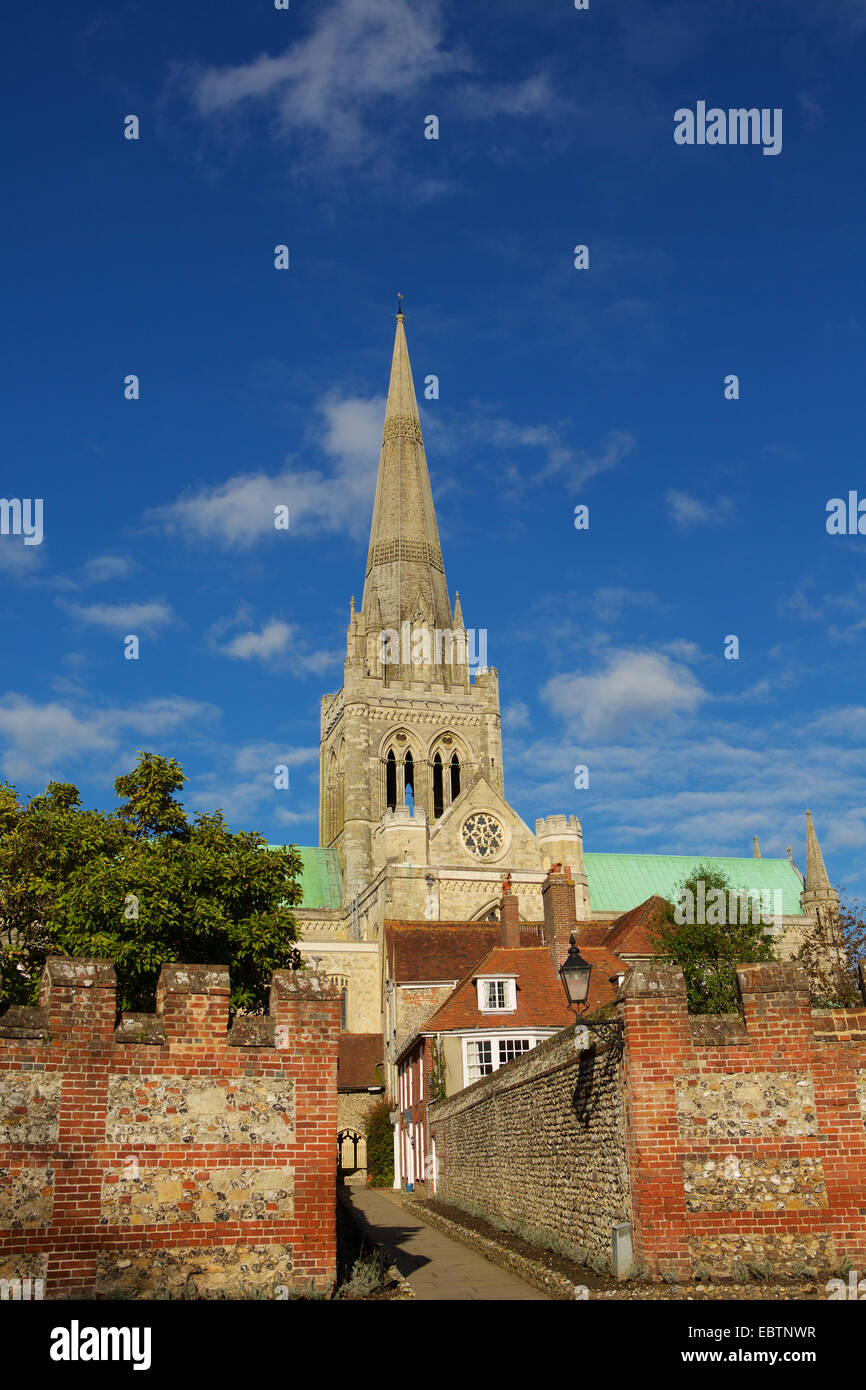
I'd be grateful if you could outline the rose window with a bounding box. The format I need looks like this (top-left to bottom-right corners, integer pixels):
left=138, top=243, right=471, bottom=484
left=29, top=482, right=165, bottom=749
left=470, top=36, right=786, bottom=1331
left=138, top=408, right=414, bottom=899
left=461, top=812, right=505, bottom=858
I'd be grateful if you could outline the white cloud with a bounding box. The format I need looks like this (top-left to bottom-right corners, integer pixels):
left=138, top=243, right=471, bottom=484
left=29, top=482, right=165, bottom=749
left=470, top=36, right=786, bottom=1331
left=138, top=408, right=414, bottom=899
left=484, top=419, right=635, bottom=489
left=0, top=694, right=215, bottom=783
left=591, top=587, right=659, bottom=623
left=61, top=600, right=176, bottom=635
left=222, top=621, right=293, bottom=662
left=0, top=537, right=44, bottom=581
left=55, top=555, right=136, bottom=591
left=502, top=700, right=531, bottom=731
left=542, top=649, right=707, bottom=737
left=209, top=608, right=342, bottom=674
left=187, top=0, right=470, bottom=165
left=185, top=742, right=319, bottom=830
left=666, top=489, right=735, bottom=529
left=148, top=394, right=383, bottom=549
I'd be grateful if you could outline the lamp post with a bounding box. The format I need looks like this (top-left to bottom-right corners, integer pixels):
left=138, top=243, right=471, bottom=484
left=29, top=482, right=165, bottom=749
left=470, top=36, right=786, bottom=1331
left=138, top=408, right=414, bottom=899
left=559, top=935, right=592, bottom=1008
left=559, top=935, right=623, bottom=1044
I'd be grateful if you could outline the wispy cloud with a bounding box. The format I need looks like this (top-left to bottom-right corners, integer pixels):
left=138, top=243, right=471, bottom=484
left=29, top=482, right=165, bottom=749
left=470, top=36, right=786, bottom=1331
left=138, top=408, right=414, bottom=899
left=55, top=554, right=136, bottom=592
left=60, top=599, right=176, bottom=635
left=542, top=648, right=708, bottom=738
left=665, top=489, right=735, bottom=529
left=209, top=607, right=342, bottom=674
left=175, top=0, right=558, bottom=179
left=0, top=694, right=215, bottom=783
left=185, top=742, right=318, bottom=829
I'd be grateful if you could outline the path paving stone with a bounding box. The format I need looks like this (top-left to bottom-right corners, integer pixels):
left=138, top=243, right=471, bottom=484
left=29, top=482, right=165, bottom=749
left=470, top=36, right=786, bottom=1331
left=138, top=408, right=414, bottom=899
left=344, top=1188, right=548, bottom=1301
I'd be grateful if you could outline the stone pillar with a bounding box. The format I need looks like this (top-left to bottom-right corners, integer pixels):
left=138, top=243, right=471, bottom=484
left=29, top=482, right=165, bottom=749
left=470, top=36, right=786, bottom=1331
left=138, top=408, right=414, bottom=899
left=156, top=964, right=230, bottom=1043
left=39, top=957, right=117, bottom=1041
left=736, top=961, right=813, bottom=1054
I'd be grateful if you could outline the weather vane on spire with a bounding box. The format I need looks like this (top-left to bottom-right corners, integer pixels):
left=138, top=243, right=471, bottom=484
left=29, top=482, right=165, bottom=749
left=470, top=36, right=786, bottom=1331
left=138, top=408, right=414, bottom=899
left=397, top=291, right=404, bottom=317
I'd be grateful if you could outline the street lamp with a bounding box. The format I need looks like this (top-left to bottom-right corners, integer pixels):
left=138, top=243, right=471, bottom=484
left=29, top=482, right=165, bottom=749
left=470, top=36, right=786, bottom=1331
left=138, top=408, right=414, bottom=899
left=559, top=935, right=592, bottom=1007
left=559, top=934, right=623, bottom=1046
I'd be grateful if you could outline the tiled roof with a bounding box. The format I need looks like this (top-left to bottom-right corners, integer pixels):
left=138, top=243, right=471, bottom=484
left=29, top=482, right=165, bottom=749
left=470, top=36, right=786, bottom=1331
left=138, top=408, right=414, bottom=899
left=584, top=853, right=805, bottom=916
left=385, top=922, right=500, bottom=983
left=604, top=895, right=670, bottom=957
left=581, top=945, right=630, bottom=1011
left=338, top=1033, right=384, bottom=1089
left=269, top=845, right=343, bottom=910
left=574, top=921, right=615, bottom=946
left=421, top=947, right=575, bottom=1032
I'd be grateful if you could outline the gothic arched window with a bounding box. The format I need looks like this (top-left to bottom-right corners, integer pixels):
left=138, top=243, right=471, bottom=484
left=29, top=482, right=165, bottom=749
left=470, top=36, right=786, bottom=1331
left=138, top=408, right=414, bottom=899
left=432, top=753, right=444, bottom=820
left=450, top=752, right=461, bottom=803
left=404, top=750, right=415, bottom=810
left=386, top=749, right=397, bottom=811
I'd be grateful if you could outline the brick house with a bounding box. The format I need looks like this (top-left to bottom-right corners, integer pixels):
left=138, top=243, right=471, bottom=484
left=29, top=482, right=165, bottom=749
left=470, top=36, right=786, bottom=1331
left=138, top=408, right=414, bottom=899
left=392, top=867, right=629, bottom=1191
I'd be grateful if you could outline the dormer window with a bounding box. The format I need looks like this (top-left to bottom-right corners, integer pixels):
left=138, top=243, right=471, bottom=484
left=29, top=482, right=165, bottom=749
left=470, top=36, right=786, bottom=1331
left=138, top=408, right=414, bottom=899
left=476, top=975, right=516, bottom=1012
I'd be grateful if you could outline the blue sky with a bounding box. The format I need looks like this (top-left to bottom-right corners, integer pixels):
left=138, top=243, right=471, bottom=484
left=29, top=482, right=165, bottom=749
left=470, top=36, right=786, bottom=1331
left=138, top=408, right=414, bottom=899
left=2, top=0, right=866, bottom=898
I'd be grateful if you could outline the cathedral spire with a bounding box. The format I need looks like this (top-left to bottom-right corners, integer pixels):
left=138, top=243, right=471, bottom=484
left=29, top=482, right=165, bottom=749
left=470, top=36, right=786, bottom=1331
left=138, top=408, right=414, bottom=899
left=360, top=311, right=452, bottom=635
left=804, top=810, right=832, bottom=895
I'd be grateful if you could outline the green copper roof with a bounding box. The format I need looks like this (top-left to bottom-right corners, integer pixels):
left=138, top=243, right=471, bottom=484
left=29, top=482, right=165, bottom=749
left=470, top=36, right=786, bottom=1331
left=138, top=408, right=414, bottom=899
left=268, top=845, right=343, bottom=910
left=584, top=853, right=805, bottom=917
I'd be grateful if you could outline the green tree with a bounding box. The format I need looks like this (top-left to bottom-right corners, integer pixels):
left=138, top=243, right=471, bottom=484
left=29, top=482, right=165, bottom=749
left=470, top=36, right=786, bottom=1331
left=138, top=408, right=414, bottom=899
left=0, top=753, right=303, bottom=1015
left=650, top=863, right=777, bottom=1014
left=365, top=1100, right=395, bottom=1187
left=797, top=896, right=866, bottom=1007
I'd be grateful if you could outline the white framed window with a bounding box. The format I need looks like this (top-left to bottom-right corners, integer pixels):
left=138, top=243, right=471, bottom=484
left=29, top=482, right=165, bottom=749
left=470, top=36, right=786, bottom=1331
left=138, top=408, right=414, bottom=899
left=463, top=1034, right=540, bottom=1085
left=466, top=1038, right=494, bottom=1081
left=498, top=1038, right=531, bottom=1065
left=418, top=1054, right=423, bottom=1101
left=476, top=976, right=516, bottom=1012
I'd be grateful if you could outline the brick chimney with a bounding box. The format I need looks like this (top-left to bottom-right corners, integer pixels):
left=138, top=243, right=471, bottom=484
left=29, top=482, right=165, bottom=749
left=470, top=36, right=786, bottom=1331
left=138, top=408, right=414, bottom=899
left=542, top=863, right=578, bottom=969
left=500, top=877, right=520, bottom=949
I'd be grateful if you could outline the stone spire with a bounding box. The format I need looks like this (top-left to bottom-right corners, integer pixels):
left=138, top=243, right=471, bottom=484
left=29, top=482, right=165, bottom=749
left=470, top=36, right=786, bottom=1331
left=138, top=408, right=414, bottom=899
left=753, top=835, right=761, bottom=858
left=803, top=810, right=835, bottom=903
left=360, top=312, right=452, bottom=635
left=800, top=811, right=848, bottom=1002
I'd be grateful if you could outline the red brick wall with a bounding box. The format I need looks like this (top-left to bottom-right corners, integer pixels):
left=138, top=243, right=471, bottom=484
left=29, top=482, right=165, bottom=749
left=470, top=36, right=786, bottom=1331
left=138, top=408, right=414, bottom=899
left=622, top=962, right=866, bottom=1279
left=0, top=958, right=340, bottom=1298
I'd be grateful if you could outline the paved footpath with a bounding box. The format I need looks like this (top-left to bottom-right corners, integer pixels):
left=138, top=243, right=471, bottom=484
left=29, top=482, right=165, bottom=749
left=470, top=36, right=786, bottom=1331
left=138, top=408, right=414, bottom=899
left=344, top=1188, right=548, bottom=1300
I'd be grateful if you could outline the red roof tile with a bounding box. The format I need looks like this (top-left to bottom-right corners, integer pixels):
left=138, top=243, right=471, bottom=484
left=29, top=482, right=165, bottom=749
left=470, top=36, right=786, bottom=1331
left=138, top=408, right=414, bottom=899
left=604, top=895, right=669, bottom=958
left=337, top=1033, right=384, bottom=1089
left=422, top=947, right=575, bottom=1032
left=385, top=922, right=501, bottom=982
left=580, top=945, right=630, bottom=1011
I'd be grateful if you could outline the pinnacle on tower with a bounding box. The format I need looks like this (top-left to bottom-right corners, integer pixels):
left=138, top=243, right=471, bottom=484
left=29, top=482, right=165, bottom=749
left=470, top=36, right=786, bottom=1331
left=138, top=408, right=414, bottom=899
left=753, top=835, right=761, bottom=858
left=360, top=312, right=453, bottom=635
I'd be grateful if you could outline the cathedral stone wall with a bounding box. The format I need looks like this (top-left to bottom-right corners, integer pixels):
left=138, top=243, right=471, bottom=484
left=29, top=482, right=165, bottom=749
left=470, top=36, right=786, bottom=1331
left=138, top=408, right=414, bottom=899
left=297, top=944, right=380, bottom=1034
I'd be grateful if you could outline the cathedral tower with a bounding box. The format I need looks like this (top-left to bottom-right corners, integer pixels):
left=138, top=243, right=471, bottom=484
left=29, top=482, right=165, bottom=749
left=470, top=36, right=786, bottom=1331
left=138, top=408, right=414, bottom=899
left=319, top=311, right=505, bottom=894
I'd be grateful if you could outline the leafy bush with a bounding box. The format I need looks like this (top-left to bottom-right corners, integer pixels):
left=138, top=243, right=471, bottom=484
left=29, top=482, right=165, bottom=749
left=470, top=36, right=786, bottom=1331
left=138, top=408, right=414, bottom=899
left=365, top=1100, right=395, bottom=1187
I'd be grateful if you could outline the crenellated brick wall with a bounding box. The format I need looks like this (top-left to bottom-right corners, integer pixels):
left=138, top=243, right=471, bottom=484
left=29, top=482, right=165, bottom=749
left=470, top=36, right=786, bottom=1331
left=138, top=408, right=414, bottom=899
left=430, top=960, right=866, bottom=1280
left=0, top=957, right=340, bottom=1298
left=623, top=961, right=866, bottom=1279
